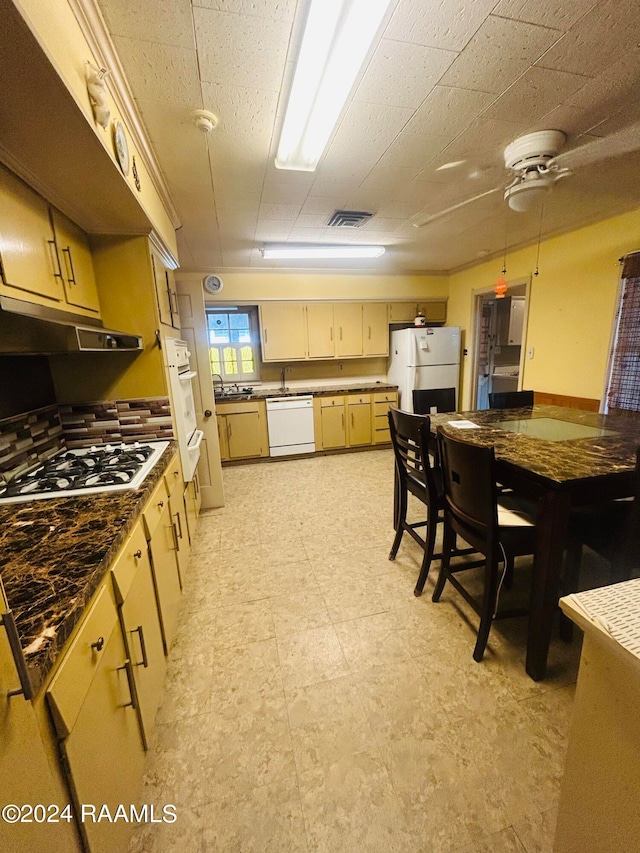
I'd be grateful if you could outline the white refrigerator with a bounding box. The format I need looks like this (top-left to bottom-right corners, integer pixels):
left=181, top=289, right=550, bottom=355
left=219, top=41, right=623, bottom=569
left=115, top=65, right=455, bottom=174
left=387, top=327, right=461, bottom=412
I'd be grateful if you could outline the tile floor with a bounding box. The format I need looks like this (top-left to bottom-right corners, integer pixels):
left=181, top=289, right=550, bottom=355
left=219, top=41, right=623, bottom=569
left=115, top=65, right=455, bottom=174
left=130, top=449, right=592, bottom=852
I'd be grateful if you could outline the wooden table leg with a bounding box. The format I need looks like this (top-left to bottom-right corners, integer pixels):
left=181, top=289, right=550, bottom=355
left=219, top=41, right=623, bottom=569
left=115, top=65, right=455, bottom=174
left=526, top=488, right=570, bottom=681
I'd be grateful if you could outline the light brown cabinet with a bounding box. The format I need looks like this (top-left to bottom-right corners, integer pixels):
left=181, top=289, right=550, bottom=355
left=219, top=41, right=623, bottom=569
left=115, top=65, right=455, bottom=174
left=216, top=400, right=269, bottom=461
left=314, top=390, right=397, bottom=450
left=318, top=396, right=346, bottom=449
left=306, top=303, right=335, bottom=359
left=47, top=584, right=145, bottom=853
left=260, top=302, right=307, bottom=360
left=151, top=247, right=180, bottom=329
left=372, top=390, right=398, bottom=443
left=388, top=301, right=447, bottom=324
left=335, top=303, right=363, bottom=357
left=362, top=303, right=389, bottom=356
left=50, top=209, right=100, bottom=313
left=346, top=395, right=372, bottom=446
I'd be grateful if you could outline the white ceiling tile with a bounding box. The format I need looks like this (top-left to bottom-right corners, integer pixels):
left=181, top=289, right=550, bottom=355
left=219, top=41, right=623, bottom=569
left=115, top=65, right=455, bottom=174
left=260, top=182, right=310, bottom=206
left=385, top=0, right=497, bottom=51
left=300, top=196, right=348, bottom=216
left=403, top=86, right=496, bottom=137
left=193, top=0, right=297, bottom=22
left=200, top=82, right=278, bottom=138
left=258, top=203, right=301, bottom=221
left=361, top=217, right=404, bottom=232
left=193, top=7, right=290, bottom=90
left=439, top=16, right=563, bottom=94
left=308, top=175, right=362, bottom=197
left=215, top=191, right=261, bottom=214
left=287, top=227, right=329, bottom=241
left=565, top=47, right=640, bottom=115
left=112, top=36, right=201, bottom=106
left=482, top=66, right=590, bottom=123
left=354, top=40, right=456, bottom=109
left=358, top=165, right=422, bottom=190
left=491, top=0, right=596, bottom=31
left=376, top=132, right=451, bottom=169
left=376, top=199, right=427, bottom=219
left=294, top=213, right=330, bottom=228
left=98, top=0, right=195, bottom=48
left=536, top=0, right=640, bottom=78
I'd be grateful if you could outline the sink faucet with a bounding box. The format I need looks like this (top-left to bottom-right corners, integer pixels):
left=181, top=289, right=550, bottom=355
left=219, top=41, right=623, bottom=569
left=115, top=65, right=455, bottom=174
left=280, top=367, right=288, bottom=393
left=212, top=373, right=224, bottom=395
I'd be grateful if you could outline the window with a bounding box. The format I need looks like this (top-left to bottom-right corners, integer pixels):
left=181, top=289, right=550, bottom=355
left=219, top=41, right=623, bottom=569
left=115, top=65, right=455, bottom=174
left=606, top=253, right=640, bottom=414
left=206, top=307, right=260, bottom=382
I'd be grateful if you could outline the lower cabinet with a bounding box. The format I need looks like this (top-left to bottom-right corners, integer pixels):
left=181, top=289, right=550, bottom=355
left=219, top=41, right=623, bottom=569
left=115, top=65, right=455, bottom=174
left=164, top=452, right=190, bottom=587
left=372, top=390, right=398, bottom=443
left=216, top=400, right=269, bottom=461
left=47, top=585, right=146, bottom=853
left=184, top=469, right=202, bottom=543
left=346, top=394, right=372, bottom=446
left=319, top=396, right=346, bottom=449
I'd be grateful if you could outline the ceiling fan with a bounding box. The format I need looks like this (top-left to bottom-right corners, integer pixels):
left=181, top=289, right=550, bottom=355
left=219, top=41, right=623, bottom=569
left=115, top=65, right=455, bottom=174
left=413, top=120, right=640, bottom=227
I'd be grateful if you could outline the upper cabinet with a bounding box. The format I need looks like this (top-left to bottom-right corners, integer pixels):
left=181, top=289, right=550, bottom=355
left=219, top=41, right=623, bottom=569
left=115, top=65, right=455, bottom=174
left=362, top=303, right=388, bottom=356
left=335, top=303, right=363, bottom=357
left=388, top=301, right=447, bottom=324
left=306, top=303, right=335, bottom=359
left=50, top=210, right=100, bottom=313
left=0, top=164, right=101, bottom=318
left=151, top=248, right=180, bottom=330
left=260, top=302, right=307, bottom=360
left=0, top=164, right=64, bottom=304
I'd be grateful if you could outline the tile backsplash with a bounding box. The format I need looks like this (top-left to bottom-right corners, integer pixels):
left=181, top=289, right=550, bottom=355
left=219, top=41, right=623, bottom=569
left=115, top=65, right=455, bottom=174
left=0, top=397, right=173, bottom=478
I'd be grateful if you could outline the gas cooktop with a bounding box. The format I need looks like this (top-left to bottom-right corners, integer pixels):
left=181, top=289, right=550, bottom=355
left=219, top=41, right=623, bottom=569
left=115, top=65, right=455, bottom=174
left=0, top=441, right=170, bottom=504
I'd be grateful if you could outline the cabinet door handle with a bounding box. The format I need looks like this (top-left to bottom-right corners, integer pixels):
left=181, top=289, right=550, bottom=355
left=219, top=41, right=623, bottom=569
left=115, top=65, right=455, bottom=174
left=341, top=413, right=344, bottom=429
left=194, top=475, right=199, bottom=497
left=264, top=328, right=268, bottom=343
left=330, top=327, right=333, bottom=341
left=174, top=510, right=183, bottom=541
left=62, top=247, right=76, bottom=284
left=368, top=325, right=371, bottom=340
left=227, top=421, right=232, bottom=440
left=132, top=625, right=148, bottom=668
left=47, top=240, right=64, bottom=280
left=351, top=411, right=354, bottom=427
left=339, top=327, right=343, bottom=340
left=171, top=521, right=180, bottom=552
left=1, top=611, right=33, bottom=700
left=118, top=659, right=138, bottom=710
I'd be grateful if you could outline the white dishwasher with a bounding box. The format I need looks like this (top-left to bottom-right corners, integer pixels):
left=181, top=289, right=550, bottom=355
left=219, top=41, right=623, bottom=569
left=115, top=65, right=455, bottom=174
left=266, top=396, right=315, bottom=456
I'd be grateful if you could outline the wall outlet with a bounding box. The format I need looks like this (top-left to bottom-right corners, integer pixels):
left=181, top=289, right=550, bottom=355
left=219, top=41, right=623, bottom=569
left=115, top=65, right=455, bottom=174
left=338, top=362, right=343, bottom=371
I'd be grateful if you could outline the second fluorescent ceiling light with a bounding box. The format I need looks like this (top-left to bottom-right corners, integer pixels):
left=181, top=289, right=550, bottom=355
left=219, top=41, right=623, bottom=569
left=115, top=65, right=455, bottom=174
left=275, top=0, right=392, bottom=172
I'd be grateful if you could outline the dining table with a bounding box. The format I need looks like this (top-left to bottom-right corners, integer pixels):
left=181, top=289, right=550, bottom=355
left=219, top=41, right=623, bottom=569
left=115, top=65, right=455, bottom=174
left=428, top=404, right=640, bottom=681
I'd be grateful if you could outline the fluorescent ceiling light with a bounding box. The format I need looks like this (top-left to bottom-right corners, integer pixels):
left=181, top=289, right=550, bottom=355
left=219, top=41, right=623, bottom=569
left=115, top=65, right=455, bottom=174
left=262, top=244, right=385, bottom=260
left=275, top=0, right=392, bottom=172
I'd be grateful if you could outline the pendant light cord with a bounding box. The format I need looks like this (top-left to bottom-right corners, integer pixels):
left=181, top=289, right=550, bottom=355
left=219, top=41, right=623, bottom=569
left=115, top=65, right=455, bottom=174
left=534, top=201, right=545, bottom=276
left=502, top=207, right=509, bottom=275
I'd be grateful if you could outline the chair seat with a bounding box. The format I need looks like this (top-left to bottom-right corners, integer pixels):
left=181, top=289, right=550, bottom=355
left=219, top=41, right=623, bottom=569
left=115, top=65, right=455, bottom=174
left=497, top=500, right=535, bottom=528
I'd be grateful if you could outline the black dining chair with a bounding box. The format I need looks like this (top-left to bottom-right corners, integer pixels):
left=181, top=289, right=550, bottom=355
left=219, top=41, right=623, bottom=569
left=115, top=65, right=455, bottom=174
left=565, top=447, right=640, bottom=589
left=489, top=390, right=534, bottom=409
left=433, top=426, right=538, bottom=662
left=388, top=407, right=444, bottom=596
left=412, top=387, right=456, bottom=415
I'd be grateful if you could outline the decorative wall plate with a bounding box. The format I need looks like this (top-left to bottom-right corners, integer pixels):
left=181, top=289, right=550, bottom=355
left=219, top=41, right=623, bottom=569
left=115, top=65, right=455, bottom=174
left=113, top=120, right=130, bottom=175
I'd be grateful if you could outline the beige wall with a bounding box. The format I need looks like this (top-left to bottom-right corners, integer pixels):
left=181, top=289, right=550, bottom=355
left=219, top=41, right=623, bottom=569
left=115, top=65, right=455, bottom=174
left=448, top=208, right=640, bottom=409
left=178, top=271, right=448, bottom=303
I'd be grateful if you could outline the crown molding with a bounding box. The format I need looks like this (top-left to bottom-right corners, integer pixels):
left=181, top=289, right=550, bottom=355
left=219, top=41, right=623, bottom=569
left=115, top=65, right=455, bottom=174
left=69, top=0, right=181, bottom=230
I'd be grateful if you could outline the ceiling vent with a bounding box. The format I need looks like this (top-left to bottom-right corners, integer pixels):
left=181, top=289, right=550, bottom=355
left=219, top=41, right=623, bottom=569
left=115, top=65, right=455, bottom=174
left=326, top=210, right=374, bottom=228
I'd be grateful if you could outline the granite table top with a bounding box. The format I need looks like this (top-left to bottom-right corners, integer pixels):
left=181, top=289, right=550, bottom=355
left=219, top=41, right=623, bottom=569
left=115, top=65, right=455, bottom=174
left=429, top=405, right=640, bottom=488
left=214, top=382, right=398, bottom=402
left=0, top=442, right=176, bottom=694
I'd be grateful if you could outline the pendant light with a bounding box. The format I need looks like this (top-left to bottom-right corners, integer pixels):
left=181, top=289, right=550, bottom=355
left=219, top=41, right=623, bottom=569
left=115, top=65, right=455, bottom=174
left=494, top=208, right=510, bottom=299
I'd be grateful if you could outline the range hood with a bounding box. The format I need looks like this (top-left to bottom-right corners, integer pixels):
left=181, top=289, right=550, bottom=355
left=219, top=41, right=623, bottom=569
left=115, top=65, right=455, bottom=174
left=0, top=295, right=142, bottom=354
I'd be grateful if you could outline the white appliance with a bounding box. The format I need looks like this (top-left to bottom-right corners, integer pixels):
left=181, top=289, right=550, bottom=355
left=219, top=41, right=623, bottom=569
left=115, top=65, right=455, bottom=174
left=266, top=396, right=315, bottom=457
left=387, top=327, right=461, bottom=412
left=165, top=338, right=203, bottom=481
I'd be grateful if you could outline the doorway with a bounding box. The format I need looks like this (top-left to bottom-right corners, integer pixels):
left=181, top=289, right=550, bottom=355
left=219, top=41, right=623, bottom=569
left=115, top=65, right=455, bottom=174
left=471, top=280, right=529, bottom=409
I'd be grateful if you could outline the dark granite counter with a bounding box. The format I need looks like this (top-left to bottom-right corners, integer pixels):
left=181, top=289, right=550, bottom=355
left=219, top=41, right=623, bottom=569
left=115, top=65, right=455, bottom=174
left=214, top=382, right=398, bottom=402
left=0, top=442, right=176, bottom=693
left=429, top=405, right=640, bottom=486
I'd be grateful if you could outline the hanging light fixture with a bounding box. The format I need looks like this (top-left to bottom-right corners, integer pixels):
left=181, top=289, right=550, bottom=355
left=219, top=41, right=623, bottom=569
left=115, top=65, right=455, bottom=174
left=494, top=208, right=510, bottom=299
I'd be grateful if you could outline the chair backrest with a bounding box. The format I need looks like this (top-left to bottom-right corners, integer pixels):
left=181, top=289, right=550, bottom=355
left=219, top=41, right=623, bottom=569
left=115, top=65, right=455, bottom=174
left=413, top=387, right=456, bottom=415
left=388, top=407, right=437, bottom=503
left=489, top=390, right=534, bottom=409
left=437, top=426, right=498, bottom=553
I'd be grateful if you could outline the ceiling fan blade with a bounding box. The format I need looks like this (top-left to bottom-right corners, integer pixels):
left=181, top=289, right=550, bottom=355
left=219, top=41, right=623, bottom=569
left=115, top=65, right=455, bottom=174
left=550, top=121, right=640, bottom=171
left=413, top=186, right=503, bottom=228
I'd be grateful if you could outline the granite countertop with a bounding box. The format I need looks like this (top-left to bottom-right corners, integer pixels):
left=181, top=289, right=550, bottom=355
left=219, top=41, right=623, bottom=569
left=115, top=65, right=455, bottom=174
left=0, top=442, right=176, bottom=693
left=214, top=382, right=398, bottom=402
left=429, top=405, right=640, bottom=486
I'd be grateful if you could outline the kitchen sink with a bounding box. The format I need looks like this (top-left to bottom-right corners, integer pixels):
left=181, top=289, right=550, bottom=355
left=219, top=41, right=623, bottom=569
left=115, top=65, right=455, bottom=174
left=215, top=391, right=253, bottom=400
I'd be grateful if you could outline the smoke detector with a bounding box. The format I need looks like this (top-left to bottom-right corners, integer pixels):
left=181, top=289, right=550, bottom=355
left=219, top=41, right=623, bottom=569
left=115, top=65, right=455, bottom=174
left=191, top=109, right=218, bottom=134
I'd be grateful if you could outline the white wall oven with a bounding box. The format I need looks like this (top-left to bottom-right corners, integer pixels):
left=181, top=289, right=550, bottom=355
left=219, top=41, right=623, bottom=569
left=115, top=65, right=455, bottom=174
left=164, top=338, right=203, bottom=482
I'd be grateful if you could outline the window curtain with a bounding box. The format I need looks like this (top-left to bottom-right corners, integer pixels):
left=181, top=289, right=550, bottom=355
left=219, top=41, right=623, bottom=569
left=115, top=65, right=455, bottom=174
left=607, top=252, right=640, bottom=413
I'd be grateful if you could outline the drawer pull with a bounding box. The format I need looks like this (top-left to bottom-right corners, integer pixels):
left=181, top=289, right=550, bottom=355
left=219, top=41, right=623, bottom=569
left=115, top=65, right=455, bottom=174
left=91, top=636, right=105, bottom=653
left=157, top=500, right=164, bottom=509
left=118, top=659, right=137, bottom=710
left=174, top=470, right=179, bottom=477
left=1, top=611, right=34, bottom=701
left=133, top=549, right=142, bottom=559
left=132, top=625, right=148, bottom=668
